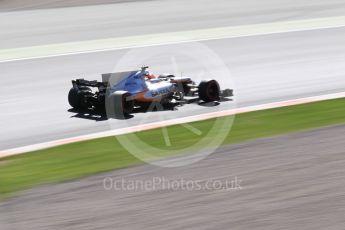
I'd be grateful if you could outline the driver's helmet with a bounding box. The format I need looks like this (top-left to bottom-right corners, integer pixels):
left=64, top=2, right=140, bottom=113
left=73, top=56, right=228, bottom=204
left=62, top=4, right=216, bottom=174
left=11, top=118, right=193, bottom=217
left=144, top=71, right=156, bottom=80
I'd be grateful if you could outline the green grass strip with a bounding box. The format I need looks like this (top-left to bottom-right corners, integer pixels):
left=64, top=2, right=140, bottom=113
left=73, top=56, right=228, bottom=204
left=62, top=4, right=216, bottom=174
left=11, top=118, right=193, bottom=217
left=0, top=97, right=345, bottom=198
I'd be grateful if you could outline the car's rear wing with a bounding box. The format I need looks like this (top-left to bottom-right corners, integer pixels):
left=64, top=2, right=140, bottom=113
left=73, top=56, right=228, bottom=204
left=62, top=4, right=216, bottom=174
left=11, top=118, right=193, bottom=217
left=72, top=79, right=106, bottom=88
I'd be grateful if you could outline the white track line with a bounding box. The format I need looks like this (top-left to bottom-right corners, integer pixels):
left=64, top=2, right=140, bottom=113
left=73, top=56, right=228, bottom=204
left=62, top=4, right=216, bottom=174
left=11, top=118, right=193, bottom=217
left=1, top=16, right=345, bottom=63
left=1, top=92, right=344, bottom=158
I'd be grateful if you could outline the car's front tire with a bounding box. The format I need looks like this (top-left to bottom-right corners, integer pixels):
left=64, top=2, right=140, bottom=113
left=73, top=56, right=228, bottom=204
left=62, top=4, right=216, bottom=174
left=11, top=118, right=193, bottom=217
left=198, top=79, right=220, bottom=102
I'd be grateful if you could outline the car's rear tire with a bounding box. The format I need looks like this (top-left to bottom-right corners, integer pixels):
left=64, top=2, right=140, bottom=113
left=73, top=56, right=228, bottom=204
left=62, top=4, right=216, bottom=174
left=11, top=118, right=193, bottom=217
left=111, top=91, right=134, bottom=118
left=68, top=88, right=82, bottom=109
left=68, top=87, right=91, bottom=110
left=198, top=80, right=220, bottom=102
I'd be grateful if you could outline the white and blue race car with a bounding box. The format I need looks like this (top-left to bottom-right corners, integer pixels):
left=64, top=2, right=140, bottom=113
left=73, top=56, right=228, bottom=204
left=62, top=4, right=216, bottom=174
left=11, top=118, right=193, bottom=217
left=68, top=66, right=233, bottom=118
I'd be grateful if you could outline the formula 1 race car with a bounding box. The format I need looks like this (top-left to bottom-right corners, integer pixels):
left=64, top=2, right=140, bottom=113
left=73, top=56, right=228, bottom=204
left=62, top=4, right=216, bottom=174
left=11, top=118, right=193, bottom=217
left=68, top=66, right=233, bottom=118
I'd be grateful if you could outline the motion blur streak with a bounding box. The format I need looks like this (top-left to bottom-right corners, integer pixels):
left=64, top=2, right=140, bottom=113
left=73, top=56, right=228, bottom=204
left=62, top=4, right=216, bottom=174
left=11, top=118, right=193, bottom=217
left=2, top=0, right=345, bottom=49
left=1, top=15, right=345, bottom=63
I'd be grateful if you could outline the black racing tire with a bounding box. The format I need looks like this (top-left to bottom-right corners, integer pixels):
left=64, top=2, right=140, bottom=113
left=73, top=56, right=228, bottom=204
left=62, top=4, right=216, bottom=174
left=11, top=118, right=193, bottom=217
left=198, top=80, right=220, bottom=102
left=68, top=87, right=91, bottom=110
left=68, top=88, right=82, bottom=109
left=111, top=91, right=134, bottom=118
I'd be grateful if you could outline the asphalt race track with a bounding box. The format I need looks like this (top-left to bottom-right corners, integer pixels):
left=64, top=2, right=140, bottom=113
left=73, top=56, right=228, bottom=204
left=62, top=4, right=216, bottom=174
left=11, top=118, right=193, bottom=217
left=1, top=0, right=345, bottom=49
left=0, top=0, right=155, bottom=12
left=1, top=0, right=345, bottom=151
left=1, top=125, right=345, bottom=230
left=1, top=27, right=345, bottom=150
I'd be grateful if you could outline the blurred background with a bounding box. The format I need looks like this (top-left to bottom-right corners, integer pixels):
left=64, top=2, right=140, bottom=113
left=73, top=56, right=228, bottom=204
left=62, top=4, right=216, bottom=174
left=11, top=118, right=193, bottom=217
left=1, top=0, right=345, bottom=229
